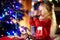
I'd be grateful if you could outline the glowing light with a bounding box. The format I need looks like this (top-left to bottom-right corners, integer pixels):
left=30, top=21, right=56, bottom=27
left=31, top=7, right=34, bottom=11
left=49, top=0, right=52, bottom=1
left=10, top=11, right=12, bottom=13
left=19, top=0, right=22, bottom=3
left=2, top=14, right=5, bottom=17
left=5, top=12, right=9, bottom=15
left=38, top=0, right=43, bottom=2
left=10, top=21, right=13, bottom=24
left=14, top=3, right=21, bottom=10
left=7, top=32, right=10, bottom=36
left=4, top=9, right=7, bottom=11
left=9, top=31, right=14, bottom=35
left=0, top=16, right=3, bottom=19
left=14, top=33, right=17, bottom=36
left=12, top=15, right=16, bottom=18
left=38, top=0, right=40, bottom=1
left=8, top=9, right=14, bottom=15
left=15, top=5, right=20, bottom=10
left=12, top=31, right=14, bottom=33
left=8, top=33, right=10, bottom=35
left=7, top=32, right=9, bottom=33
left=59, top=25, right=60, bottom=28
left=1, top=35, right=4, bottom=36
left=12, top=15, right=15, bottom=17
left=12, top=19, right=17, bottom=23
left=16, top=6, right=19, bottom=8
left=6, top=21, right=9, bottom=24
left=32, top=2, right=34, bottom=6
left=13, top=5, right=14, bottom=7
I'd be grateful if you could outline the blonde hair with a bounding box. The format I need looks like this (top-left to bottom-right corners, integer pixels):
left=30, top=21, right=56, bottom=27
left=39, top=2, right=52, bottom=19
left=50, top=4, right=57, bottom=38
left=37, top=2, right=57, bottom=38
left=41, top=2, right=57, bottom=38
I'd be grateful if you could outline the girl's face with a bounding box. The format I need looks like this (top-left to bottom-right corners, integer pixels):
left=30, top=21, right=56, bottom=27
left=38, top=4, right=48, bottom=17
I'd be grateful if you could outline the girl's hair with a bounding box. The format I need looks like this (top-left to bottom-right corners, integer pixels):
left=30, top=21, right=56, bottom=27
left=33, top=1, right=53, bottom=19
left=41, top=1, right=53, bottom=12
left=38, top=1, right=57, bottom=37
left=39, top=1, right=53, bottom=19
left=41, top=1, right=57, bottom=37
left=33, top=1, right=57, bottom=37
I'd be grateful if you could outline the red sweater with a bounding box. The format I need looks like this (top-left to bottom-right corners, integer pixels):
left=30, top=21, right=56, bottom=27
left=29, top=17, right=51, bottom=40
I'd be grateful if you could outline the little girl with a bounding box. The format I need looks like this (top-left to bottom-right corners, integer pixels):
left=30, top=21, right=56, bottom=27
left=30, top=1, right=57, bottom=40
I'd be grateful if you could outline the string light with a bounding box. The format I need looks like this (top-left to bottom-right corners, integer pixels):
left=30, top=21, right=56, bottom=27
left=12, top=31, right=14, bottom=33
left=12, top=19, right=17, bottom=23
left=19, top=0, right=22, bottom=3
left=5, top=12, right=9, bottom=15
left=38, top=0, right=40, bottom=1
left=13, top=5, right=14, bottom=7
left=14, top=2, right=21, bottom=10
left=49, top=0, right=52, bottom=1
left=0, top=16, right=3, bottom=19
left=10, top=21, right=13, bottom=24
left=59, top=25, right=60, bottom=28
left=6, top=21, right=9, bottom=24
left=7, top=32, right=10, bottom=36
left=7, top=32, right=9, bottom=33
left=38, top=0, right=43, bottom=2
left=2, top=14, right=5, bottom=17
left=4, top=9, right=7, bottom=12
left=32, top=2, right=34, bottom=6
left=31, top=8, right=34, bottom=11
left=1, top=35, right=4, bottom=36
left=14, top=33, right=17, bottom=36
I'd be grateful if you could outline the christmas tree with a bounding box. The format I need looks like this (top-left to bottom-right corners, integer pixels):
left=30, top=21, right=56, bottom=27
left=0, top=0, right=24, bottom=37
